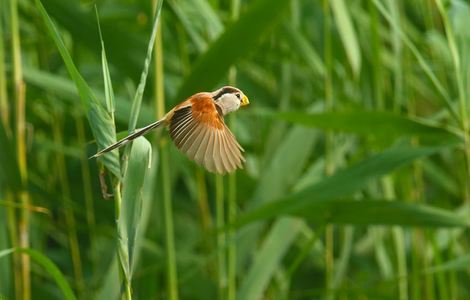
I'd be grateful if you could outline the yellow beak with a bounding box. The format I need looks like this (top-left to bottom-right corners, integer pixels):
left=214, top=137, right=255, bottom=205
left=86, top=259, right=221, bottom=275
left=241, top=95, right=250, bottom=106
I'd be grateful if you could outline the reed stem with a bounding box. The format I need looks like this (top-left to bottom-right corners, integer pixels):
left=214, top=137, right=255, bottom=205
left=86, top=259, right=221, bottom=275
left=215, top=175, right=226, bottom=299
left=10, top=0, right=30, bottom=298
left=53, top=114, right=84, bottom=296
left=153, top=4, right=179, bottom=298
left=323, top=0, right=335, bottom=299
left=0, top=0, right=9, bottom=132
left=75, top=117, right=97, bottom=275
left=227, top=2, right=240, bottom=299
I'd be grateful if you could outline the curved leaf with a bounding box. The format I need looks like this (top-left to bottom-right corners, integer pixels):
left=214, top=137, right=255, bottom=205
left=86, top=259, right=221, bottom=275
left=255, top=110, right=461, bottom=142
left=235, top=145, right=457, bottom=226
left=0, top=248, right=76, bottom=300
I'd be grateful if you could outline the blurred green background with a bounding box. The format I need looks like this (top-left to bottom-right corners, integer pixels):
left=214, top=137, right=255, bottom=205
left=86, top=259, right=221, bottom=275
left=1, top=0, right=470, bottom=299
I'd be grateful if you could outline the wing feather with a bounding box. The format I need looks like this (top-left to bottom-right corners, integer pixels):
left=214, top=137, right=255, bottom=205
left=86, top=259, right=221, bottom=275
left=212, top=131, right=225, bottom=174
left=194, top=127, right=211, bottom=165
left=183, top=124, right=205, bottom=155
left=203, top=130, right=216, bottom=173
left=168, top=94, right=245, bottom=174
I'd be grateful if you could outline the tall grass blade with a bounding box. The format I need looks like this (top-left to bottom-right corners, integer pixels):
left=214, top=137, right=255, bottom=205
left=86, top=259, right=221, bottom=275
left=35, top=0, right=121, bottom=177
left=168, top=0, right=222, bottom=52
left=96, top=9, right=115, bottom=115
left=282, top=23, right=325, bottom=77
left=128, top=0, right=163, bottom=132
left=118, top=137, right=152, bottom=282
left=331, top=0, right=361, bottom=77
left=373, top=0, right=459, bottom=121
left=237, top=218, right=303, bottom=300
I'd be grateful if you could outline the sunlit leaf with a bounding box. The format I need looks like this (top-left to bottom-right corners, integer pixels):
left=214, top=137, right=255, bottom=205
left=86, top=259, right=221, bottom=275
left=118, top=137, right=152, bottom=281
left=331, top=0, right=361, bottom=76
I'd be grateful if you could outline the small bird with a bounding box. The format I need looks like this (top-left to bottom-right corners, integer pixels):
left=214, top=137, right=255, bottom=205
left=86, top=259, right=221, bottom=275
left=91, top=86, right=249, bottom=174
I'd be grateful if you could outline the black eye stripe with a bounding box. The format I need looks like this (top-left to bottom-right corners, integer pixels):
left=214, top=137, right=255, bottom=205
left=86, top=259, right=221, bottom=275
left=213, top=86, right=240, bottom=100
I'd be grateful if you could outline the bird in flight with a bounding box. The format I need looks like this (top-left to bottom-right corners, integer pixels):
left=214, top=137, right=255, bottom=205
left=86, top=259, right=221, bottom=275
left=91, top=86, right=250, bottom=174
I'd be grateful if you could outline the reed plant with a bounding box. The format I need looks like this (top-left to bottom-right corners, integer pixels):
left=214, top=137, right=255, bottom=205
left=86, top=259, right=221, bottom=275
left=0, top=0, right=470, bottom=299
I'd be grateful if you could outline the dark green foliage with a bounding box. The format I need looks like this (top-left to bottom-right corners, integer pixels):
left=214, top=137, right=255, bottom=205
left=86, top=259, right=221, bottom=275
left=1, top=0, right=470, bottom=299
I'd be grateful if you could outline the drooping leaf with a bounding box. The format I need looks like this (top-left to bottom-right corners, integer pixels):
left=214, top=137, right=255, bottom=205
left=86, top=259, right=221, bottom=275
left=254, top=110, right=461, bottom=143
left=0, top=248, right=76, bottom=300
left=296, top=199, right=468, bottom=227
left=235, top=145, right=456, bottom=226
left=237, top=218, right=303, bottom=300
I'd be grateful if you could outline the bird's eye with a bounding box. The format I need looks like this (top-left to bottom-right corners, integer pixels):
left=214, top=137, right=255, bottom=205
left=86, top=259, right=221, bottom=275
left=235, top=94, right=241, bottom=100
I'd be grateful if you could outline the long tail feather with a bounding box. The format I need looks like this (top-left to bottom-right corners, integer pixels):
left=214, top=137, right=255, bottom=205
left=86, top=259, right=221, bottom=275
left=90, top=119, right=165, bottom=159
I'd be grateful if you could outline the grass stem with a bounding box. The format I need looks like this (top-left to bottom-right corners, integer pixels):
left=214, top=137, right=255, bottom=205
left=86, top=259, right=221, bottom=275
left=227, top=2, right=240, bottom=299
left=323, top=0, right=335, bottom=299
left=153, top=4, right=179, bottom=298
left=10, top=0, right=30, bottom=298
left=53, top=113, right=84, bottom=296
left=215, top=175, right=226, bottom=299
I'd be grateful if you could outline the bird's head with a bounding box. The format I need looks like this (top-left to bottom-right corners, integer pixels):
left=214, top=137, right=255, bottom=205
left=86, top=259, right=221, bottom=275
left=212, top=86, right=249, bottom=115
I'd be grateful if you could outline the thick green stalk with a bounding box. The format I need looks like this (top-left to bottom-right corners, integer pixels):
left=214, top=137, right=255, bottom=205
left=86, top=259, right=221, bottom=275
left=226, top=171, right=236, bottom=300
left=215, top=175, right=226, bottom=299
left=0, top=0, right=9, bottom=132
left=383, top=177, right=408, bottom=300
left=196, top=169, right=211, bottom=232
left=153, top=6, right=179, bottom=299
left=113, top=181, right=132, bottom=300
left=0, top=3, right=12, bottom=297
left=227, top=2, right=240, bottom=299
left=323, top=0, right=335, bottom=299
left=10, top=0, right=30, bottom=298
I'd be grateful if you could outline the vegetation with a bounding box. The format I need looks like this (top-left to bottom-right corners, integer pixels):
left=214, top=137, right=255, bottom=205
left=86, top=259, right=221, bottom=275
left=1, top=0, right=470, bottom=299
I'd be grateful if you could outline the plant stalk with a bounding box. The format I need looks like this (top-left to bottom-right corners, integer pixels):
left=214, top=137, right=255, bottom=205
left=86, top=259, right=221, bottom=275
left=153, top=3, right=179, bottom=298
left=10, top=0, right=30, bottom=298
left=227, top=2, right=240, bottom=299
left=323, top=0, right=335, bottom=299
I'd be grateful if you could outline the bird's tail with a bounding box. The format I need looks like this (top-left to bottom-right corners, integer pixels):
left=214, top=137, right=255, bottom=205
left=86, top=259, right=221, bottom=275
left=90, top=119, right=166, bottom=159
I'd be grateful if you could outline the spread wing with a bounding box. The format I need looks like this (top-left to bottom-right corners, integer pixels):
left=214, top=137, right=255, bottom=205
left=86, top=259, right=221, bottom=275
left=168, top=94, right=245, bottom=174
